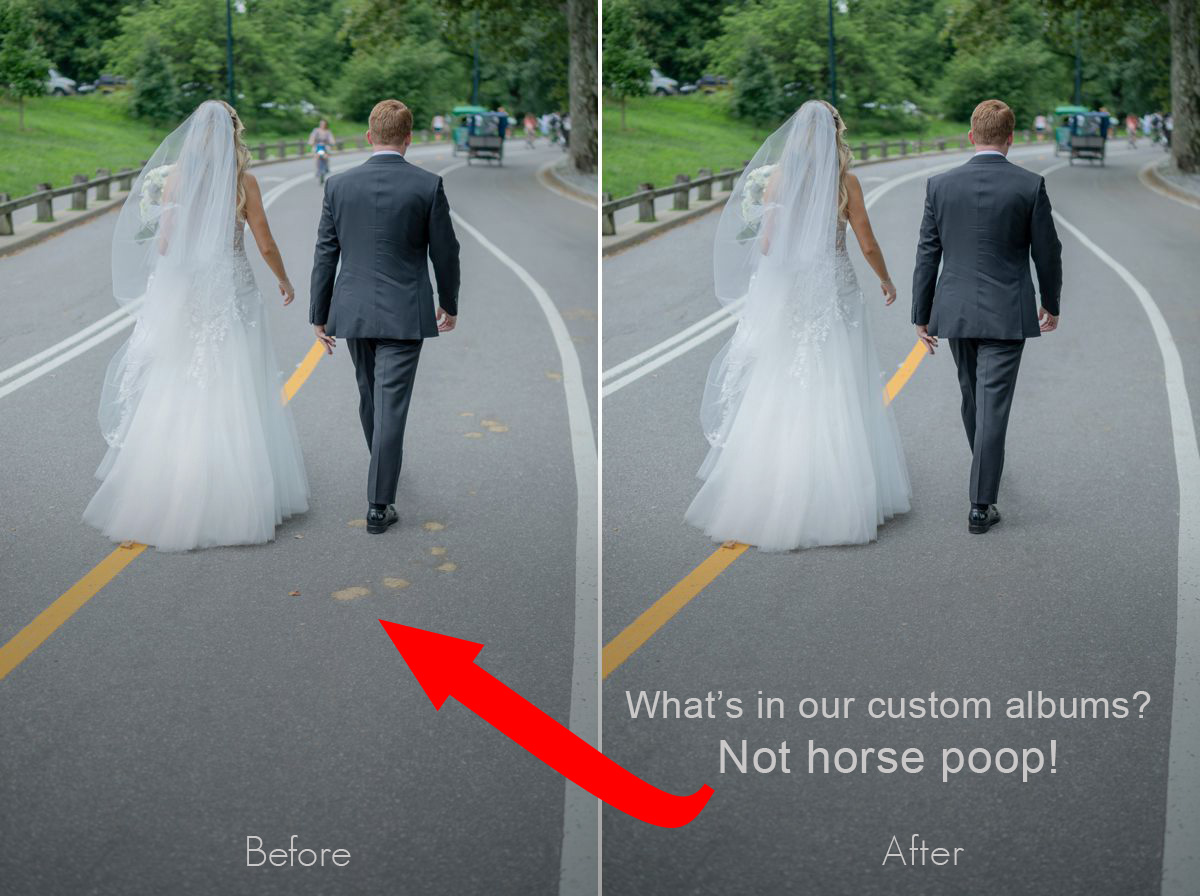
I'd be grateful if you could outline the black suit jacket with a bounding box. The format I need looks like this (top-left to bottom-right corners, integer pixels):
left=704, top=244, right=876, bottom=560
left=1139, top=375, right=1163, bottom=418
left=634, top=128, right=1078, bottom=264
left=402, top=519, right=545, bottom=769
left=310, top=153, right=460, bottom=340
left=912, top=153, right=1061, bottom=340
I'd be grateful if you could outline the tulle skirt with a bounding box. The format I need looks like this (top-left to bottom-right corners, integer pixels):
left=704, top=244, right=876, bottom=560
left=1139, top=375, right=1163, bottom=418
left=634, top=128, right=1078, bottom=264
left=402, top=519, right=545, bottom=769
left=685, top=274, right=911, bottom=552
left=83, top=261, right=309, bottom=552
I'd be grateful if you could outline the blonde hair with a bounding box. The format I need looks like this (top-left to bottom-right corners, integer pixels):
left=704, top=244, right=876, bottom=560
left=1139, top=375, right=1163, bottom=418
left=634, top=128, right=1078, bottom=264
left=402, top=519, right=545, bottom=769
left=971, top=99, right=1015, bottom=146
left=218, top=100, right=252, bottom=220
left=369, top=99, right=414, bottom=146
left=818, top=100, right=852, bottom=219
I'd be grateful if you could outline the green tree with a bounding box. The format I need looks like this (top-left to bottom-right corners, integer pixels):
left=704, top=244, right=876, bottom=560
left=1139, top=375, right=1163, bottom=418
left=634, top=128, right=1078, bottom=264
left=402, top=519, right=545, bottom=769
left=0, top=0, right=51, bottom=130
left=603, top=0, right=652, bottom=129
left=105, top=0, right=318, bottom=123
left=429, top=0, right=597, bottom=173
left=630, top=0, right=726, bottom=84
left=28, top=0, right=121, bottom=83
left=130, top=41, right=183, bottom=125
left=730, top=42, right=786, bottom=127
left=940, top=0, right=1064, bottom=127
left=1041, top=0, right=1197, bottom=172
left=336, top=0, right=465, bottom=129
left=338, top=45, right=462, bottom=127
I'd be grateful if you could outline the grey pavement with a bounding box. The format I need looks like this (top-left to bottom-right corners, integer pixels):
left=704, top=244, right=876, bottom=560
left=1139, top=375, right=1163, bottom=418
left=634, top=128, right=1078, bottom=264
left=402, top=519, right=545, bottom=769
left=1155, top=158, right=1200, bottom=202
left=600, top=142, right=1199, bottom=895
left=0, top=144, right=595, bottom=895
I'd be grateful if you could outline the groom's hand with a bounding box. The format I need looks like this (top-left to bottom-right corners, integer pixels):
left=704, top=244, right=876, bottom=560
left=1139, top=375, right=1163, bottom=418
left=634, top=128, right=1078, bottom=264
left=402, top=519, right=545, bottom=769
left=916, top=325, right=938, bottom=355
left=1039, top=307, right=1059, bottom=333
left=314, top=324, right=336, bottom=355
left=436, top=307, right=457, bottom=333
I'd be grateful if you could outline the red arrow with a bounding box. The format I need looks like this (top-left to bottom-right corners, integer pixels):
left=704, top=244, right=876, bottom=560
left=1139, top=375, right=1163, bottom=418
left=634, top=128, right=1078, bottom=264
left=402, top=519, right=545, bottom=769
left=378, top=620, right=713, bottom=828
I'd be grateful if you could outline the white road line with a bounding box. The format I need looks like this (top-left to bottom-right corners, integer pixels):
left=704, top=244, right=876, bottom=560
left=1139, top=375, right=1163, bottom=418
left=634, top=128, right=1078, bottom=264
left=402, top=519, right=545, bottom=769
left=0, top=315, right=136, bottom=401
left=441, top=158, right=598, bottom=896
left=1043, top=206, right=1200, bottom=896
left=0, top=298, right=144, bottom=386
left=0, top=167, right=320, bottom=402
left=602, top=314, right=736, bottom=397
left=601, top=156, right=966, bottom=396
left=602, top=299, right=745, bottom=382
left=1037, top=153, right=1199, bottom=891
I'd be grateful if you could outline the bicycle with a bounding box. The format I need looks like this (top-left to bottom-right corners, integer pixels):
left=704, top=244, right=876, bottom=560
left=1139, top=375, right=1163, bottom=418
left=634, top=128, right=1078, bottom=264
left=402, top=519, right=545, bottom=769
left=315, top=144, right=330, bottom=184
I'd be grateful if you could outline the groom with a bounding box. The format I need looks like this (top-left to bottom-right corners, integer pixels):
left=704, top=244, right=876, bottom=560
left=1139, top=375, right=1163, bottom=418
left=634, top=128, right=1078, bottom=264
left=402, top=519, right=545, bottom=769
left=912, top=99, right=1062, bottom=534
left=310, top=99, right=461, bottom=534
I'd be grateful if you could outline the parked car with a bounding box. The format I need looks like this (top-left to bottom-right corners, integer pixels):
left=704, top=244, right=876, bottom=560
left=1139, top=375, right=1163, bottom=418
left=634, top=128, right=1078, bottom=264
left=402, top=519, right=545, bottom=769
left=77, top=73, right=127, bottom=95
left=694, top=73, right=729, bottom=93
left=648, top=68, right=679, bottom=96
left=94, top=73, right=127, bottom=91
left=46, top=69, right=76, bottom=96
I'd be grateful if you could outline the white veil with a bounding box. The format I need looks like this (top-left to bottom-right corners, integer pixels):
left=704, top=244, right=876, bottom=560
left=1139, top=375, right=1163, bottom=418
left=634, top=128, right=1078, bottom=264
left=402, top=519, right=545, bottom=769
left=701, top=100, right=842, bottom=446
left=100, top=101, right=240, bottom=446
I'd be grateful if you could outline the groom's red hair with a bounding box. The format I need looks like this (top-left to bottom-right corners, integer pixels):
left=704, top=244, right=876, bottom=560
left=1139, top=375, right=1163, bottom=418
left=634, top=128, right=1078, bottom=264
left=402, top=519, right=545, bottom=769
left=971, top=99, right=1015, bottom=146
left=369, top=100, right=414, bottom=146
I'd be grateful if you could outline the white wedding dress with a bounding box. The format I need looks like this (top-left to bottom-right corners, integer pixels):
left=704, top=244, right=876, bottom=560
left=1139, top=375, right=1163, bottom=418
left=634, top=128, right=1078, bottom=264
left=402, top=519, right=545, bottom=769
left=685, top=102, right=910, bottom=551
left=83, top=102, right=308, bottom=551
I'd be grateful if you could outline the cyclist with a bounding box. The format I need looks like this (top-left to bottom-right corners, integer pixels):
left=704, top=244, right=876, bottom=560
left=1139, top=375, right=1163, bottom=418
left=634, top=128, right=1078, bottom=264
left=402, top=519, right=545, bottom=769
left=308, top=118, right=336, bottom=183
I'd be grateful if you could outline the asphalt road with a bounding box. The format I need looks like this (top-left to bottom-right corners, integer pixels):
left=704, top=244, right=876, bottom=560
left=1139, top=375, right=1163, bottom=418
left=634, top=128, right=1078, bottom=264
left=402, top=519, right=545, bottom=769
left=0, top=141, right=596, bottom=895
left=600, top=141, right=1198, bottom=895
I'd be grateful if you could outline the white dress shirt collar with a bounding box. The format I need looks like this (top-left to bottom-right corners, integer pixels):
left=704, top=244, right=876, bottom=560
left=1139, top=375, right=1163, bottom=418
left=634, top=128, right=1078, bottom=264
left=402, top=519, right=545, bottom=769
left=372, top=149, right=404, bottom=157
left=974, top=149, right=1006, bottom=157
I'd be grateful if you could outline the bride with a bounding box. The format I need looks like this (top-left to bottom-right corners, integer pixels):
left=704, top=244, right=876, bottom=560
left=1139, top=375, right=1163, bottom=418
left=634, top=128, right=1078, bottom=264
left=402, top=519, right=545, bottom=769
left=685, top=100, right=911, bottom=551
left=83, top=100, right=309, bottom=551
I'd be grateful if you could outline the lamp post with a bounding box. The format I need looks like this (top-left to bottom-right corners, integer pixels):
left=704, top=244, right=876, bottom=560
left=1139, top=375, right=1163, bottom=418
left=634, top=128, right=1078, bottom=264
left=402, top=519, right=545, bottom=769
left=827, top=0, right=837, bottom=108
left=225, top=0, right=235, bottom=108
left=472, top=10, right=480, bottom=106
left=1073, top=8, right=1082, bottom=106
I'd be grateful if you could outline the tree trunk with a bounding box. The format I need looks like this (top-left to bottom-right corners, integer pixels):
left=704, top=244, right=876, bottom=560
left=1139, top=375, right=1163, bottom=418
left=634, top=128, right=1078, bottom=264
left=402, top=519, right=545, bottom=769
left=1170, top=0, right=1200, bottom=172
left=567, top=0, right=597, bottom=175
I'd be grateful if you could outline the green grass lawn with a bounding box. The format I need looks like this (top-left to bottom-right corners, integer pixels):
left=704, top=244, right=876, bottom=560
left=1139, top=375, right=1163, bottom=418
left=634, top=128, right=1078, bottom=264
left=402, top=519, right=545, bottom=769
left=603, top=92, right=972, bottom=199
left=0, top=93, right=367, bottom=198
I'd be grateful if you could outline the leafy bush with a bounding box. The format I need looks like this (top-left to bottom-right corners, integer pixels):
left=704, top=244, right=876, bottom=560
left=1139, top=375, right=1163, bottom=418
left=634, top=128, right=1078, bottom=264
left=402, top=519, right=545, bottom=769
left=130, top=42, right=184, bottom=125
left=337, top=46, right=460, bottom=129
left=730, top=46, right=785, bottom=127
left=940, top=39, right=1062, bottom=128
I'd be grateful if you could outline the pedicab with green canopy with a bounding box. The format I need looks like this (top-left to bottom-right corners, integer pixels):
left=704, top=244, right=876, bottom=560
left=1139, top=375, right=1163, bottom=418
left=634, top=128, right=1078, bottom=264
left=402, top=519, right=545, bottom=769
left=451, top=105, right=488, bottom=156
left=1052, top=105, right=1089, bottom=156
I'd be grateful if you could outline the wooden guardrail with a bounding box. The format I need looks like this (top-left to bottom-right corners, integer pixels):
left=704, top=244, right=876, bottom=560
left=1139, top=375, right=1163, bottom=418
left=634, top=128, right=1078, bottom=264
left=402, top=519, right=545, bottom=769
left=0, top=131, right=436, bottom=237
left=602, top=129, right=1041, bottom=236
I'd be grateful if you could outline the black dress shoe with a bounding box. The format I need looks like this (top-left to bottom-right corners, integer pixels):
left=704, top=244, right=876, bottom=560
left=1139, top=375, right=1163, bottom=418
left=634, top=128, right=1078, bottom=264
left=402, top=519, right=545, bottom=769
left=366, top=504, right=399, bottom=534
left=968, top=504, right=1001, bottom=534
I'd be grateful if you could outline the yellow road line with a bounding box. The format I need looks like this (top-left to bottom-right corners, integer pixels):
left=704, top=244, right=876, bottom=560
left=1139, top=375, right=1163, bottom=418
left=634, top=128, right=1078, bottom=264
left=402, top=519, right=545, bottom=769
left=0, top=341, right=325, bottom=682
left=885, top=341, right=929, bottom=404
left=603, top=542, right=749, bottom=678
left=601, top=340, right=929, bottom=679
left=283, top=340, right=325, bottom=404
left=0, top=542, right=147, bottom=680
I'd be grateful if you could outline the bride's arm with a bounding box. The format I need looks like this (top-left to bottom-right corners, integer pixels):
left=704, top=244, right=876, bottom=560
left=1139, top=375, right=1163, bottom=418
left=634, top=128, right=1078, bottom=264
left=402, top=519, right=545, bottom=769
left=243, top=173, right=295, bottom=305
left=845, top=173, right=895, bottom=304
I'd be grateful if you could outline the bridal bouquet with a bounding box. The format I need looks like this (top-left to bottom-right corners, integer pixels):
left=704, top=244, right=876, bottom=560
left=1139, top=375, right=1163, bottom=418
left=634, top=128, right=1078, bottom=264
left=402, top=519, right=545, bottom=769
left=740, top=163, right=776, bottom=230
left=138, top=164, right=173, bottom=226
